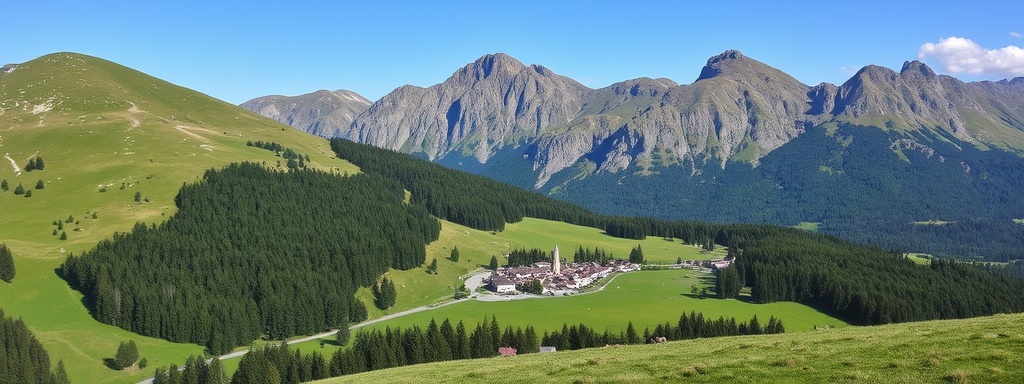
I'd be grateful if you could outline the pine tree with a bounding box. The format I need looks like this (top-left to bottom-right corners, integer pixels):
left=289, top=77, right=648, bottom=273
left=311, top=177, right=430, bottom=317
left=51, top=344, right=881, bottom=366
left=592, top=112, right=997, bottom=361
left=35, top=179, right=44, bottom=189
left=0, top=243, right=15, bottom=283
left=35, top=156, right=44, bottom=170
left=489, top=255, right=499, bottom=270
left=14, top=183, right=25, bottom=195
left=113, top=340, right=139, bottom=369
left=450, top=246, right=460, bottom=262
left=629, top=245, right=644, bottom=264
left=54, top=360, right=70, bottom=384
left=206, top=358, right=228, bottom=384
left=24, top=189, right=31, bottom=197
left=625, top=322, right=639, bottom=344
left=59, top=232, right=67, bottom=241
left=1, top=179, right=8, bottom=192
left=373, top=277, right=397, bottom=310
left=428, top=258, right=438, bottom=274
left=337, top=326, right=351, bottom=346
left=134, top=191, right=142, bottom=202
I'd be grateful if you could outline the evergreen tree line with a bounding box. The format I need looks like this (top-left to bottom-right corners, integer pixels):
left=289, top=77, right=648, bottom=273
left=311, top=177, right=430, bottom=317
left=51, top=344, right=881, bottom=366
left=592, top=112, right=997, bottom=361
left=714, top=266, right=743, bottom=299
left=330, top=139, right=606, bottom=232
left=331, top=138, right=1024, bottom=326
left=506, top=248, right=548, bottom=267
left=60, top=163, right=440, bottom=353
left=0, top=309, right=70, bottom=384
left=152, top=354, right=229, bottom=384
left=230, top=311, right=781, bottom=383
left=573, top=246, right=612, bottom=264
left=246, top=141, right=311, bottom=170
left=0, top=243, right=15, bottom=283
left=231, top=316, right=536, bottom=381
left=727, top=236, right=1024, bottom=324
left=542, top=311, right=783, bottom=351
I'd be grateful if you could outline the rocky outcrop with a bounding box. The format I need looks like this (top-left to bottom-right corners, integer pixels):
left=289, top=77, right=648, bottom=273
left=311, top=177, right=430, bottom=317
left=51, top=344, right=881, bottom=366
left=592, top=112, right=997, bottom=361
left=343, top=53, right=591, bottom=163
left=240, top=89, right=371, bottom=137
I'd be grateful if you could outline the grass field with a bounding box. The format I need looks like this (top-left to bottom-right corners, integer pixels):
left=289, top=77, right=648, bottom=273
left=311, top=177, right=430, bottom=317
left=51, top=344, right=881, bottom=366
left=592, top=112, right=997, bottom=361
left=793, top=222, right=820, bottom=232
left=355, top=270, right=844, bottom=337
left=0, top=53, right=357, bottom=383
left=314, top=313, right=1024, bottom=384
left=905, top=253, right=933, bottom=266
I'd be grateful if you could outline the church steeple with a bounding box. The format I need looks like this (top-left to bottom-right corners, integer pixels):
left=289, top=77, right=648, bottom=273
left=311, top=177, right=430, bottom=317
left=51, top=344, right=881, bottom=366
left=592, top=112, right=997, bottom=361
left=552, top=245, right=561, bottom=275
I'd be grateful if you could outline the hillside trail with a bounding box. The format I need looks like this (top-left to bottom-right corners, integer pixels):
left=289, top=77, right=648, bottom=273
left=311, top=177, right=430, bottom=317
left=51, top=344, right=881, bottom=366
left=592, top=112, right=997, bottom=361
left=4, top=153, right=20, bottom=175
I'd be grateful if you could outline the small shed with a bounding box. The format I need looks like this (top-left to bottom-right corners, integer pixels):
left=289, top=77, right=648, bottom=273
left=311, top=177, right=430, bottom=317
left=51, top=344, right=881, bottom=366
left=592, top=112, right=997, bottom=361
left=539, top=346, right=557, bottom=353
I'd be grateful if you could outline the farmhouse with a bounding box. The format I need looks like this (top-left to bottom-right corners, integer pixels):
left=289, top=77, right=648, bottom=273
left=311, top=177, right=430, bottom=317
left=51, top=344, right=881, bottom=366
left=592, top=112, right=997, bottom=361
left=498, top=347, right=517, bottom=356
left=489, top=274, right=516, bottom=293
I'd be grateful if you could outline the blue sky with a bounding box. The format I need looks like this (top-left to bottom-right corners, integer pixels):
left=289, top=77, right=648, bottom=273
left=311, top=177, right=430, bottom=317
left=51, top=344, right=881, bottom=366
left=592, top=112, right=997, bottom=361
left=2, top=1, right=1022, bottom=104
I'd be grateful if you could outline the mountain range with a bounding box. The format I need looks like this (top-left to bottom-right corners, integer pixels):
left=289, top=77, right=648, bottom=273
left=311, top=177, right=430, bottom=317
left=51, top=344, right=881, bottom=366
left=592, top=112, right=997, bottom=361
left=242, top=51, right=1024, bottom=260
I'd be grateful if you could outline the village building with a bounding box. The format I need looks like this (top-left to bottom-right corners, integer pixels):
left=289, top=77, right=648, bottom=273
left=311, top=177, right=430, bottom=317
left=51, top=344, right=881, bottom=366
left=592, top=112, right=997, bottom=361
left=489, top=274, right=516, bottom=293
left=539, top=346, right=557, bottom=353
left=498, top=347, right=518, bottom=356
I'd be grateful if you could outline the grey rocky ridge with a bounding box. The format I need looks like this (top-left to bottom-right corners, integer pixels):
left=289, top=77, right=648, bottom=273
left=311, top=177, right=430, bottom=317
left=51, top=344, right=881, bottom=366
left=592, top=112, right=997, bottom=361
left=245, top=50, right=1024, bottom=190
left=240, top=89, right=371, bottom=138
left=243, top=51, right=1024, bottom=260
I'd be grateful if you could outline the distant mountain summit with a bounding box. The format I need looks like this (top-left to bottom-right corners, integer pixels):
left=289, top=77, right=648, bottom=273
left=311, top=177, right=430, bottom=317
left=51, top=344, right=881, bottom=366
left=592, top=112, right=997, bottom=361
left=240, top=89, right=371, bottom=138
left=248, top=51, right=1024, bottom=187
left=342, top=53, right=591, bottom=164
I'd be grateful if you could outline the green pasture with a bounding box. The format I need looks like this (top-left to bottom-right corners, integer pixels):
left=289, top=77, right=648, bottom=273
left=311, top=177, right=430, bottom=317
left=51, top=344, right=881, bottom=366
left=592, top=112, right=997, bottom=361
left=314, top=313, right=1024, bottom=384
left=0, top=53, right=357, bottom=383
left=905, top=253, right=933, bottom=266
left=357, top=270, right=844, bottom=339
left=793, top=222, right=820, bottom=231
left=498, top=217, right=728, bottom=264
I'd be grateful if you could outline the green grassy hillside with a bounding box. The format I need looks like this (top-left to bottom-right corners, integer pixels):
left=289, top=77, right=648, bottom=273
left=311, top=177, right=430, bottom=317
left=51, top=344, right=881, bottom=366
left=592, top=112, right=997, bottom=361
left=314, top=313, right=1024, bottom=384
left=0, top=52, right=357, bottom=383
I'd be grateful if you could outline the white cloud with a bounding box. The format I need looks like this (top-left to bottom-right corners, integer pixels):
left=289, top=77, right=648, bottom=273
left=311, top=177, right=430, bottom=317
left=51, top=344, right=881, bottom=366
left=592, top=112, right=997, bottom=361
left=918, top=36, right=1024, bottom=77
left=839, top=65, right=861, bottom=74
left=1011, top=32, right=1022, bottom=38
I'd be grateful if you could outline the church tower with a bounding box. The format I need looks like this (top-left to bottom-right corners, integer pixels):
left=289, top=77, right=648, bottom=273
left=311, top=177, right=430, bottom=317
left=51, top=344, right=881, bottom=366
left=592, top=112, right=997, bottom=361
left=553, top=245, right=561, bottom=275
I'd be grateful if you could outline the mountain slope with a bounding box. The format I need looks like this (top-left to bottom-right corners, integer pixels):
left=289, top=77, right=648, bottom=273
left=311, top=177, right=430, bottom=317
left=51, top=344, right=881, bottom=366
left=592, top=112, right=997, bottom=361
left=342, top=53, right=592, bottom=163
left=0, top=52, right=357, bottom=384
left=240, top=89, right=371, bottom=137
left=249, top=51, right=1024, bottom=259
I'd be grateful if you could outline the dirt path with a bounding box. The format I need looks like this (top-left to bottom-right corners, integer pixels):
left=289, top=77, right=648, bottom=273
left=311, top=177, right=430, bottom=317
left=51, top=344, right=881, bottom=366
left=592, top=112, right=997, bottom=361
left=4, top=153, right=20, bottom=175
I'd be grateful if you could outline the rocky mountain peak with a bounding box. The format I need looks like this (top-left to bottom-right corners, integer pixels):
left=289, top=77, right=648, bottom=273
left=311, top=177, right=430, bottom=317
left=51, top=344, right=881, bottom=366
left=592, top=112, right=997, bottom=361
left=900, top=60, right=937, bottom=80
left=696, top=50, right=747, bottom=80
left=462, top=53, right=525, bottom=81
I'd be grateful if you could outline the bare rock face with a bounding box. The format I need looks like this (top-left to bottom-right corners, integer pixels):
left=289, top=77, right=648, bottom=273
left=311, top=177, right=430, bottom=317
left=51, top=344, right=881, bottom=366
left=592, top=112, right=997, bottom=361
left=246, top=51, right=1024, bottom=190
left=240, top=90, right=371, bottom=137
left=344, top=53, right=591, bottom=163
left=531, top=51, right=815, bottom=185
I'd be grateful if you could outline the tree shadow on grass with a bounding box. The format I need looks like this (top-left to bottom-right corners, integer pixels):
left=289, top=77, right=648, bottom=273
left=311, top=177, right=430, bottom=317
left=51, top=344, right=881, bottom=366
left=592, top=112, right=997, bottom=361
left=102, top=358, right=120, bottom=371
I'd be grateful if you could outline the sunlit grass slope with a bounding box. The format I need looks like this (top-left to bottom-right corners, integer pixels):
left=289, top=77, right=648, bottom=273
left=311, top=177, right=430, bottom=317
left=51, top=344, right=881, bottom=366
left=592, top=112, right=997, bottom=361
left=0, top=52, right=357, bottom=384
left=315, top=313, right=1024, bottom=384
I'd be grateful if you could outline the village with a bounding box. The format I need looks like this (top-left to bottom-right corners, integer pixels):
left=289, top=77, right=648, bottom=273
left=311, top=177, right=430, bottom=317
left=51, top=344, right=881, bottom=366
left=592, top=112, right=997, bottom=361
left=486, top=245, right=734, bottom=296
